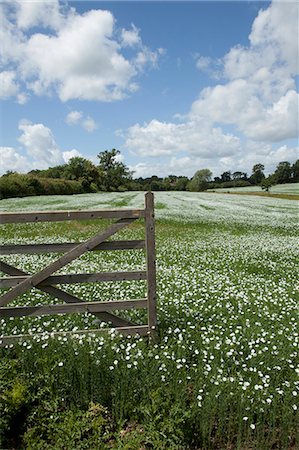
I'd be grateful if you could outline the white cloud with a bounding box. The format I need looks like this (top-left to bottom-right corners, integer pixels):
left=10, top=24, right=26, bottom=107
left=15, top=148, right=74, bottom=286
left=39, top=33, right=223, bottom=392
left=0, top=71, right=19, bottom=98
left=18, top=121, right=64, bottom=167
left=65, top=110, right=97, bottom=132
left=14, top=0, right=65, bottom=31
left=82, top=117, right=97, bottom=132
left=0, top=3, right=163, bottom=102
left=66, top=110, right=83, bottom=125
left=0, top=122, right=83, bottom=173
left=123, top=0, right=298, bottom=178
left=249, top=0, right=298, bottom=74
left=125, top=119, right=240, bottom=158
left=62, top=149, right=82, bottom=163
left=121, top=24, right=141, bottom=47
left=190, top=0, right=299, bottom=143
left=0, top=146, right=30, bottom=175
left=0, top=70, right=28, bottom=103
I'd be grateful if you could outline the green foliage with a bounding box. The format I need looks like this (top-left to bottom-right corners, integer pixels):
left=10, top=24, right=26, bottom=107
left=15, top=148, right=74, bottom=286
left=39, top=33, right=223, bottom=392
left=261, top=177, right=274, bottom=192
left=0, top=173, right=84, bottom=199
left=273, top=161, right=292, bottom=184
left=292, top=159, right=299, bottom=182
left=97, top=149, right=132, bottom=191
left=250, top=163, right=265, bottom=185
left=23, top=402, right=113, bottom=450
left=187, top=168, right=212, bottom=191
left=0, top=359, right=29, bottom=449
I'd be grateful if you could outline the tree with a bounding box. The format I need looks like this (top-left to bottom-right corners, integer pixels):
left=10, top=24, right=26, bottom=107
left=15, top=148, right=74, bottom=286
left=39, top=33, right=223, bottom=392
left=175, top=176, right=189, bottom=191
left=97, top=149, right=132, bottom=191
left=221, top=171, right=231, bottom=182
left=250, top=163, right=265, bottom=185
left=292, top=160, right=299, bottom=182
left=232, top=171, right=247, bottom=181
left=64, top=157, right=99, bottom=191
left=273, top=161, right=292, bottom=184
left=261, top=177, right=273, bottom=192
left=187, top=169, right=212, bottom=192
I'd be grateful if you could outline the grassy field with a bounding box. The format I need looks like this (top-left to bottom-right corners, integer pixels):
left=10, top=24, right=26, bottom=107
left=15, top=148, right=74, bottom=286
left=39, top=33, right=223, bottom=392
left=208, top=182, right=299, bottom=196
left=0, top=192, right=298, bottom=449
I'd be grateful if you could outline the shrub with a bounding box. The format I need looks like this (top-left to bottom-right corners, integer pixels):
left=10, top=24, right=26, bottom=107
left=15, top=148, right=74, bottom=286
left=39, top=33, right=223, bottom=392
left=0, top=173, right=85, bottom=199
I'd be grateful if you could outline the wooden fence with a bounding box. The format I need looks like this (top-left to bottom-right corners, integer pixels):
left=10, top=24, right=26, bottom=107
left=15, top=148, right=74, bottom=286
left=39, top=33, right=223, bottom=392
left=0, top=192, right=157, bottom=346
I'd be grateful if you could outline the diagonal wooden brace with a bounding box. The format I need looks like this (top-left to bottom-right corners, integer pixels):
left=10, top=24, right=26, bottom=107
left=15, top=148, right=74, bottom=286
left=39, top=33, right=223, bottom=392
left=0, top=218, right=136, bottom=308
left=0, top=261, right=135, bottom=327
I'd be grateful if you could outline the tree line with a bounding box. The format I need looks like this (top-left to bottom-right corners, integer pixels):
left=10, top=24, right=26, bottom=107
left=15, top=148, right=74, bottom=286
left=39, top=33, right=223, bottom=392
left=0, top=149, right=298, bottom=199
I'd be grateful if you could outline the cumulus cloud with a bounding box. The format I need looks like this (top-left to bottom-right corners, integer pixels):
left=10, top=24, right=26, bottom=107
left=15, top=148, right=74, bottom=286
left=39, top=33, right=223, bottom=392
left=0, top=146, right=30, bottom=175
left=123, top=0, right=298, bottom=177
left=14, top=0, right=65, bottom=31
left=191, top=0, right=298, bottom=142
left=0, top=121, right=84, bottom=173
left=0, top=71, right=19, bottom=98
left=0, top=120, right=84, bottom=174
left=0, top=70, right=28, bottom=103
left=62, top=149, right=82, bottom=163
left=18, top=121, right=65, bottom=167
left=125, top=119, right=240, bottom=158
left=65, top=110, right=97, bottom=132
left=0, top=2, right=163, bottom=102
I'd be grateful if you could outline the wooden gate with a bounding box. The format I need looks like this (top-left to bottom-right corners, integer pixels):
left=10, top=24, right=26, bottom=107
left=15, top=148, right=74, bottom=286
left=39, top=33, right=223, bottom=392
left=0, top=192, right=157, bottom=346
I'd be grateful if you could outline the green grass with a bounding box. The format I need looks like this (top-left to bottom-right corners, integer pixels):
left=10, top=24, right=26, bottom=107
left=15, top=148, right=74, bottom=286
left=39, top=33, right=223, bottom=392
left=0, top=192, right=298, bottom=449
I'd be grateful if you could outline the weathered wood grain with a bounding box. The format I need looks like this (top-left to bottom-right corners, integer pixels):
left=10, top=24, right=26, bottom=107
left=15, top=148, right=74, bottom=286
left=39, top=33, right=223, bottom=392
left=0, top=218, right=136, bottom=307
left=0, top=240, right=145, bottom=255
left=0, top=261, right=137, bottom=328
left=145, top=192, right=157, bottom=338
left=0, top=209, right=145, bottom=224
left=0, top=299, right=147, bottom=317
left=0, top=271, right=147, bottom=288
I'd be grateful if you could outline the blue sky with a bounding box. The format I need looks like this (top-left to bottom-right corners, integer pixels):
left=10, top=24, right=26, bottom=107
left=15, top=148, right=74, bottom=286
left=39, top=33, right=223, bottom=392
left=0, top=0, right=298, bottom=178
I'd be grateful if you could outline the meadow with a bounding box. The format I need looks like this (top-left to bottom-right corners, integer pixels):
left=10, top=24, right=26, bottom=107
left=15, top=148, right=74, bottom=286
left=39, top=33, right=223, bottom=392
left=0, top=191, right=298, bottom=449
left=208, top=182, right=299, bottom=195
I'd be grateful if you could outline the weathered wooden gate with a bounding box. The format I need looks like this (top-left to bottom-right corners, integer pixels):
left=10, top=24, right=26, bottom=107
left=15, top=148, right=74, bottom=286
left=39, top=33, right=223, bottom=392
left=0, top=192, right=157, bottom=346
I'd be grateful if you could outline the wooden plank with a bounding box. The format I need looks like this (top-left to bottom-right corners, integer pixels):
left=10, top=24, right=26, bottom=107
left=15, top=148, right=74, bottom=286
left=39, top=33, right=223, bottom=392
left=0, top=240, right=145, bottom=255
left=0, top=271, right=147, bottom=288
left=0, top=299, right=147, bottom=317
left=0, top=325, right=149, bottom=346
left=0, top=218, right=136, bottom=307
left=145, top=192, right=157, bottom=338
left=0, top=209, right=145, bottom=224
left=0, top=261, right=138, bottom=328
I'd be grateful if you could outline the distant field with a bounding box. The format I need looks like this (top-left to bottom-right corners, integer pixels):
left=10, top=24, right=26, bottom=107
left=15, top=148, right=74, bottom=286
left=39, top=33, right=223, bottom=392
left=1, top=191, right=298, bottom=449
left=208, top=182, right=299, bottom=194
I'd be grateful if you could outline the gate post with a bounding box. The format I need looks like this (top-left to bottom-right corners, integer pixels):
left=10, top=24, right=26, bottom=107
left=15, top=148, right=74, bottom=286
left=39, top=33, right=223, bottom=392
left=145, top=192, right=157, bottom=339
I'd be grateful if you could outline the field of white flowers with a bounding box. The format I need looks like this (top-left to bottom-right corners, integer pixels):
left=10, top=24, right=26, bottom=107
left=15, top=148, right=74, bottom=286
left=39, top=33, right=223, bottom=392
left=208, top=182, right=299, bottom=194
left=0, top=191, right=298, bottom=449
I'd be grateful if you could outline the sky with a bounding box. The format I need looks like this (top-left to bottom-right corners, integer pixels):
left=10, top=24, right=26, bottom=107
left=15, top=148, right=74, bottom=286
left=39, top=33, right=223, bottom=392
left=0, top=0, right=298, bottom=179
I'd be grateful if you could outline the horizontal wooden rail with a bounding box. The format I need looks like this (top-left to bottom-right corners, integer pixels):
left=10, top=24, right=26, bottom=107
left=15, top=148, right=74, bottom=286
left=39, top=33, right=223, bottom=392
left=0, top=271, right=147, bottom=288
left=0, top=299, right=147, bottom=318
left=0, top=209, right=145, bottom=224
left=0, top=325, right=149, bottom=346
left=0, top=192, right=157, bottom=341
left=0, top=240, right=145, bottom=255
